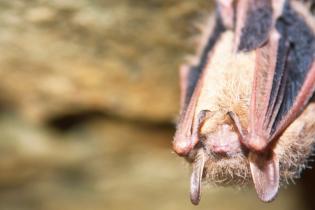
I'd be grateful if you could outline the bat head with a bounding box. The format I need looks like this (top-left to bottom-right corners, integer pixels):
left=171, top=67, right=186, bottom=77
left=175, top=28, right=315, bottom=204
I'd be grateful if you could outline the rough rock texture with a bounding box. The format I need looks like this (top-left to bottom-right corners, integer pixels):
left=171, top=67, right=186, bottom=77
left=0, top=114, right=308, bottom=210
left=0, top=0, right=212, bottom=123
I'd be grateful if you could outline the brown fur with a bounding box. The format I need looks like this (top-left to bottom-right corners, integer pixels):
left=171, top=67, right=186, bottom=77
left=188, top=30, right=315, bottom=187
left=176, top=0, right=315, bottom=196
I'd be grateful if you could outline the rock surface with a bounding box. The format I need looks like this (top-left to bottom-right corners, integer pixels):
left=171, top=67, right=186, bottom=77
left=0, top=0, right=212, bottom=123
left=0, top=114, right=308, bottom=210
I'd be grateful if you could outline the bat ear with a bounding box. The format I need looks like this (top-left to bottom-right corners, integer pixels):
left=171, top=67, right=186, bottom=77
left=190, top=149, right=206, bottom=205
left=249, top=152, right=280, bottom=202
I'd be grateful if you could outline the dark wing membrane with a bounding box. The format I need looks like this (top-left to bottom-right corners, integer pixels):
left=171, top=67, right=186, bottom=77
left=181, top=12, right=225, bottom=111
left=180, top=65, right=201, bottom=111
left=270, top=3, right=315, bottom=138
left=248, top=28, right=287, bottom=151
left=249, top=2, right=315, bottom=151
left=262, top=21, right=290, bottom=136
left=236, top=0, right=273, bottom=52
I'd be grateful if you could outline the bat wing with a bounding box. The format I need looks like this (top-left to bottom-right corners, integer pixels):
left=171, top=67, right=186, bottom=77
left=235, top=0, right=273, bottom=52
left=173, top=11, right=226, bottom=155
left=249, top=2, right=315, bottom=152
left=247, top=2, right=315, bottom=202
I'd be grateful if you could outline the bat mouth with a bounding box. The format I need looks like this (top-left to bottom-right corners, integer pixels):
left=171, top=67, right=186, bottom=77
left=187, top=118, right=250, bottom=205
left=188, top=138, right=249, bottom=205
left=188, top=117, right=254, bottom=205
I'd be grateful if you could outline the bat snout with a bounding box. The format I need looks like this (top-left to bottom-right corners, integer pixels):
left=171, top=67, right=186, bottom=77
left=204, top=124, right=242, bottom=157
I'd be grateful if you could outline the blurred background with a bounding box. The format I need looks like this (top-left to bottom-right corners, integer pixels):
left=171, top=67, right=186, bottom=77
left=0, top=0, right=314, bottom=210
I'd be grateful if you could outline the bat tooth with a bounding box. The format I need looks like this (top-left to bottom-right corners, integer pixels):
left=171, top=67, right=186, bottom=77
left=190, top=149, right=206, bottom=205
left=249, top=152, right=280, bottom=202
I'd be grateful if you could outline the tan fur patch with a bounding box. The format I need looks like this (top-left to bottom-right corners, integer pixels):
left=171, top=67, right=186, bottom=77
left=194, top=30, right=315, bottom=186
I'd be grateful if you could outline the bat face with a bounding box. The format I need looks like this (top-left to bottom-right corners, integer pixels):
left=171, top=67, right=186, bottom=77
left=175, top=32, right=254, bottom=204
left=175, top=30, right=315, bottom=205
left=173, top=0, right=315, bottom=205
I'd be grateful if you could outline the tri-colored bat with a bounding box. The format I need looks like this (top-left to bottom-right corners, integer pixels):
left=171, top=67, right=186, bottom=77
left=173, top=0, right=315, bottom=205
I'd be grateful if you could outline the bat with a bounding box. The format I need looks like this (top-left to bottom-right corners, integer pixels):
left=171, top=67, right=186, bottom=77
left=173, top=0, right=315, bottom=205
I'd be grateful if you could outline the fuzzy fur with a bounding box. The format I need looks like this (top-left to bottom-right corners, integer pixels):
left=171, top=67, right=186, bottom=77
left=177, top=0, right=315, bottom=191
left=196, top=32, right=253, bottom=133
left=190, top=31, right=315, bottom=187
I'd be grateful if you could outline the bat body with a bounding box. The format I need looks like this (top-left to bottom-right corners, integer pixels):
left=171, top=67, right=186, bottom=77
left=173, top=0, right=315, bottom=205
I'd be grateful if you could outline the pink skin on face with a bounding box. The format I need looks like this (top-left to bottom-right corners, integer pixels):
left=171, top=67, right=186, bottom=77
left=203, top=124, right=242, bottom=157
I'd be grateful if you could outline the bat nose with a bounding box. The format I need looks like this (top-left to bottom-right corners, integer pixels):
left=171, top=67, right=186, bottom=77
left=206, top=124, right=242, bottom=156
left=173, top=140, right=192, bottom=156
left=211, top=145, right=230, bottom=154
